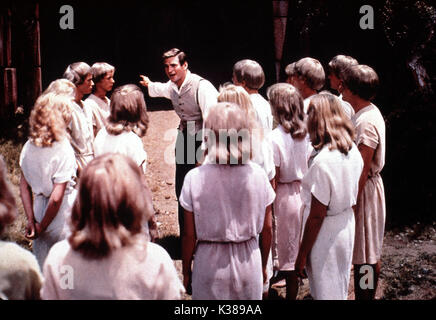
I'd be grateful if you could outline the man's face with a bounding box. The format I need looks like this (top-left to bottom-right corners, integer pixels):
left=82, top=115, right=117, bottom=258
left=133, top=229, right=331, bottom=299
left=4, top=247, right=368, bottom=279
left=328, top=73, right=341, bottom=91
left=97, top=70, right=115, bottom=93
left=76, top=73, right=94, bottom=96
left=341, top=86, right=353, bottom=105
left=164, top=56, right=187, bottom=87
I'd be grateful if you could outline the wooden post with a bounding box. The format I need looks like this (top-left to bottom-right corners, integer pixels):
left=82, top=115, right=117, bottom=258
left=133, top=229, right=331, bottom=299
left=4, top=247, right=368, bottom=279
left=0, top=6, right=16, bottom=119
left=30, top=3, right=42, bottom=106
left=272, top=0, right=289, bottom=82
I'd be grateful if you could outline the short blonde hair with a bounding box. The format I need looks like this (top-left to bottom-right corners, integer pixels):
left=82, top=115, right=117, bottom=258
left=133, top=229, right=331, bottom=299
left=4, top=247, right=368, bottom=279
left=91, top=62, right=115, bottom=84
left=295, top=57, right=325, bottom=91
left=232, top=59, right=265, bottom=90
left=29, top=93, right=73, bottom=147
left=69, top=153, right=153, bottom=259
left=307, top=93, right=355, bottom=155
left=204, top=102, right=254, bottom=165
left=343, top=64, right=379, bottom=101
left=0, top=156, right=17, bottom=235
left=267, top=83, right=307, bottom=139
left=63, top=62, right=91, bottom=86
left=43, top=79, right=76, bottom=99
left=285, top=62, right=297, bottom=78
left=327, top=55, right=358, bottom=80
left=106, top=84, right=149, bottom=137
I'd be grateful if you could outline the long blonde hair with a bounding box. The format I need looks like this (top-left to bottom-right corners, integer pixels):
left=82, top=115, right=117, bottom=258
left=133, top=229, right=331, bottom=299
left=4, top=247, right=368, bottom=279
left=267, top=83, right=307, bottom=140
left=29, top=93, right=72, bottom=147
left=69, top=153, right=153, bottom=259
left=106, top=84, right=149, bottom=137
left=218, top=84, right=259, bottom=130
left=307, top=93, right=355, bottom=155
left=204, top=102, right=254, bottom=165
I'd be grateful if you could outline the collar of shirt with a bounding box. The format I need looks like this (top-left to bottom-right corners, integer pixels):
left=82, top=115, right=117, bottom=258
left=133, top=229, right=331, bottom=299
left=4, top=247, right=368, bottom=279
left=168, top=70, right=192, bottom=94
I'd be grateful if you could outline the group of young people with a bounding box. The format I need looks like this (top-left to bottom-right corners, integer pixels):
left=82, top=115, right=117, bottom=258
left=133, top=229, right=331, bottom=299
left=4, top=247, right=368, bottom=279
left=0, top=48, right=385, bottom=301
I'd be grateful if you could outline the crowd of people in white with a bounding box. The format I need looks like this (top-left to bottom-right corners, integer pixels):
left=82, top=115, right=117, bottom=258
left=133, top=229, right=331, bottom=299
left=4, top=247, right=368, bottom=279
left=0, top=49, right=385, bottom=301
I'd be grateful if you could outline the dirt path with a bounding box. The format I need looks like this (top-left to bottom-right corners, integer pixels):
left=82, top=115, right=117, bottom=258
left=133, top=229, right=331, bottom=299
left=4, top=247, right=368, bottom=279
left=142, top=109, right=436, bottom=300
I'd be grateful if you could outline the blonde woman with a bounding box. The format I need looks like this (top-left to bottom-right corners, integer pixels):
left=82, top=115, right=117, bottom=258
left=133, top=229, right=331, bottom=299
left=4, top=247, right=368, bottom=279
left=180, top=102, right=275, bottom=300
left=267, top=83, right=312, bottom=299
left=41, top=154, right=184, bottom=300
left=217, top=84, right=275, bottom=181
left=93, top=84, right=149, bottom=174
left=295, top=93, right=363, bottom=300
left=19, top=93, right=78, bottom=269
left=93, top=84, right=157, bottom=241
left=43, top=78, right=76, bottom=98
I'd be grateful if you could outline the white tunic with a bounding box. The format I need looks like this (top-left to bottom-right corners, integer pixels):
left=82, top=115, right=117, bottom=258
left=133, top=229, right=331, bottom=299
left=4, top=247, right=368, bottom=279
left=338, top=94, right=355, bottom=119
left=249, top=93, right=273, bottom=132
left=84, top=94, right=110, bottom=137
left=19, top=138, right=78, bottom=268
left=301, top=144, right=363, bottom=300
left=68, top=101, right=94, bottom=171
left=41, top=237, right=184, bottom=300
left=180, top=162, right=275, bottom=300
left=270, top=125, right=312, bottom=270
left=271, top=125, right=312, bottom=183
left=351, top=103, right=386, bottom=265
left=93, top=128, right=148, bottom=173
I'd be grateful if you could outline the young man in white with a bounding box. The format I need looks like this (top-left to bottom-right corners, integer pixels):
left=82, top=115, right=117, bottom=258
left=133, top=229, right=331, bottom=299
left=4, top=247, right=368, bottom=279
left=139, top=48, right=218, bottom=243
left=287, top=57, right=325, bottom=113
left=85, top=62, right=115, bottom=137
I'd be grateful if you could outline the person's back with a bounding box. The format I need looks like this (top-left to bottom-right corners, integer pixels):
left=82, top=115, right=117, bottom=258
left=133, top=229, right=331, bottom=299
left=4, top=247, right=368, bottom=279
left=93, top=84, right=149, bottom=173
left=40, top=154, right=184, bottom=300
left=41, top=238, right=182, bottom=300
left=180, top=103, right=275, bottom=300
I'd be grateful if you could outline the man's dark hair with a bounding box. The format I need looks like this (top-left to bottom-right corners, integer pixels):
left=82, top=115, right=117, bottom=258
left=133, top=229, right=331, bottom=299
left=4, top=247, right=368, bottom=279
left=162, top=48, right=187, bottom=65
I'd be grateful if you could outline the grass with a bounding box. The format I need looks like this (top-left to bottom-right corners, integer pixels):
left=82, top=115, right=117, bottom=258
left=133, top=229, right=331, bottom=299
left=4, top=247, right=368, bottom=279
left=0, top=137, right=32, bottom=249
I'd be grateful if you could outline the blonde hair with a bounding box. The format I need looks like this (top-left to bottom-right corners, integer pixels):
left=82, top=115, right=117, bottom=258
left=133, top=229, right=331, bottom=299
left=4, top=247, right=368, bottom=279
left=43, top=79, right=76, bottom=99
left=232, top=59, right=265, bottom=90
left=307, top=93, right=355, bottom=155
left=295, top=57, right=325, bottom=91
left=91, top=62, right=115, bottom=84
left=106, top=84, right=149, bottom=137
left=63, top=62, right=91, bottom=86
left=327, top=55, right=358, bottom=80
left=343, top=64, right=379, bottom=101
left=29, top=93, right=73, bottom=147
left=0, top=156, right=17, bottom=235
left=267, top=83, right=307, bottom=139
left=204, top=102, right=254, bottom=165
left=285, top=62, right=297, bottom=78
left=69, top=153, right=153, bottom=259
left=218, top=84, right=258, bottom=127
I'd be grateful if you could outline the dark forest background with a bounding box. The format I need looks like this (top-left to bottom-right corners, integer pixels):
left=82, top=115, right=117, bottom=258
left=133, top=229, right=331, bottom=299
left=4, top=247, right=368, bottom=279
left=2, top=0, right=436, bottom=229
